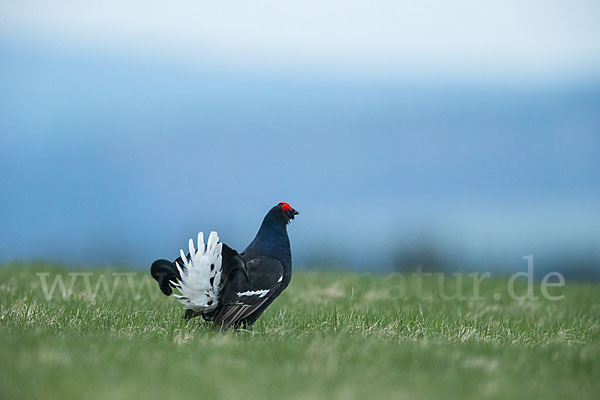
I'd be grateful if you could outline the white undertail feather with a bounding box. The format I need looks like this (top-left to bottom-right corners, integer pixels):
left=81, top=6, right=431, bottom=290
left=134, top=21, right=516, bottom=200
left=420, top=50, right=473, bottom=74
left=172, top=231, right=222, bottom=313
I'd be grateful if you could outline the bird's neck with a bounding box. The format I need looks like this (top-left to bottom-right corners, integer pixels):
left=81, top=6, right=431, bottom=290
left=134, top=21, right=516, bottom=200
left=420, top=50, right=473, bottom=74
left=244, top=216, right=291, bottom=265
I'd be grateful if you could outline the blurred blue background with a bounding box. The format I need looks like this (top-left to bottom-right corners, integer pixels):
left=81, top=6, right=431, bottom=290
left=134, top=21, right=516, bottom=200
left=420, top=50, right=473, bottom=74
left=1, top=1, right=599, bottom=277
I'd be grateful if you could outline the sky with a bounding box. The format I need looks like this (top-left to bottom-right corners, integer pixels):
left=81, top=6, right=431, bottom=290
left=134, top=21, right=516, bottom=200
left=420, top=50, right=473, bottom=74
left=2, top=0, right=600, bottom=81
left=1, top=1, right=599, bottom=275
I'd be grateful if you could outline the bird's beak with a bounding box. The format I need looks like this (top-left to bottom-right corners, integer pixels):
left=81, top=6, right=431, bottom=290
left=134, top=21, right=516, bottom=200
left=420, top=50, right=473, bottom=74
left=287, top=209, right=299, bottom=221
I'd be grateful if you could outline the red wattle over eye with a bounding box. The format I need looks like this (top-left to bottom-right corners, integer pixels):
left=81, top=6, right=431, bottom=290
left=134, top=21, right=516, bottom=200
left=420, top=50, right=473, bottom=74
left=280, top=202, right=293, bottom=211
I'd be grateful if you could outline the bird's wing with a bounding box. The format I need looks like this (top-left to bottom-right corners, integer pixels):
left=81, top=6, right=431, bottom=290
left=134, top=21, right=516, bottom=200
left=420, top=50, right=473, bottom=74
left=213, top=255, right=284, bottom=330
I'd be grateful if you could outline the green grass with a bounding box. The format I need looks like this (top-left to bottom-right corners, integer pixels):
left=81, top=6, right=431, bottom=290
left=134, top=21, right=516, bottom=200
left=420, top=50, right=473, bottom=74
left=1, top=263, right=599, bottom=399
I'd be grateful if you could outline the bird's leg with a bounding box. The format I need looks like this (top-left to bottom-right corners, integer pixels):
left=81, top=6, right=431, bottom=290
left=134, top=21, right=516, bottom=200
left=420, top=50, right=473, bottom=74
left=183, top=309, right=202, bottom=320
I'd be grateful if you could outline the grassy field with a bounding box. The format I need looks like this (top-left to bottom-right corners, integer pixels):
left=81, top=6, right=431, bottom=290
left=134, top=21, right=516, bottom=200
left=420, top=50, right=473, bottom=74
left=1, top=263, right=599, bottom=399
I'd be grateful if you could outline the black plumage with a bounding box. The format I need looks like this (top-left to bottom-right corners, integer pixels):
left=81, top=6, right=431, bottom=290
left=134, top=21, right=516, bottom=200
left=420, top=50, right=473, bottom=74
left=150, top=202, right=298, bottom=330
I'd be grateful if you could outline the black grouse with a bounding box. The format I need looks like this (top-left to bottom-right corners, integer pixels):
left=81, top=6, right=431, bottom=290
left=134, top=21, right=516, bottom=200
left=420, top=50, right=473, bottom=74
left=150, top=202, right=299, bottom=330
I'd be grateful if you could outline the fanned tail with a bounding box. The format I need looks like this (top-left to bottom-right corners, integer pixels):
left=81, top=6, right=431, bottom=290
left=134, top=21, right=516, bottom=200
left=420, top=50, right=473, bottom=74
left=171, top=231, right=223, bottom=313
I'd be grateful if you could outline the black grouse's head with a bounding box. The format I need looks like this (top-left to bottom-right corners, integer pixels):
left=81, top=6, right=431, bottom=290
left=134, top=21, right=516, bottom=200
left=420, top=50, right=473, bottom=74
left=273, top=202, right=299, bottom=224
